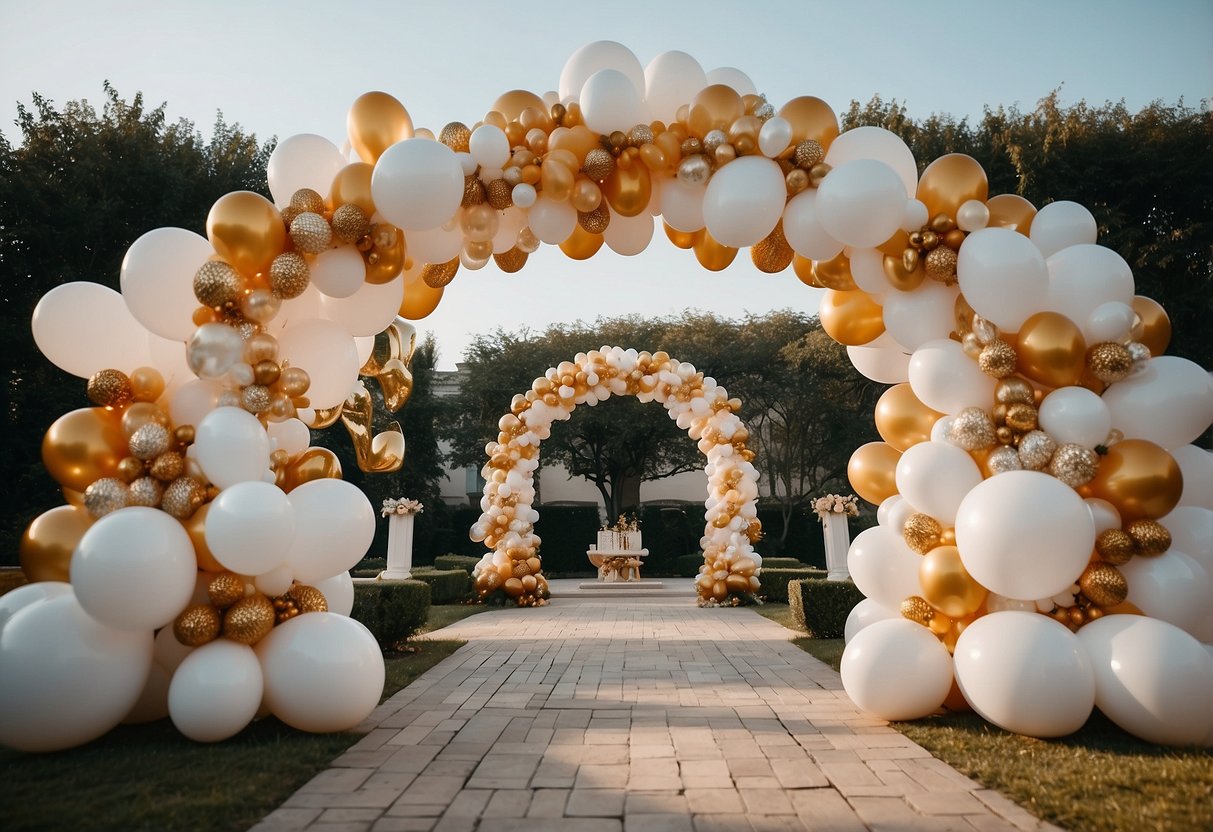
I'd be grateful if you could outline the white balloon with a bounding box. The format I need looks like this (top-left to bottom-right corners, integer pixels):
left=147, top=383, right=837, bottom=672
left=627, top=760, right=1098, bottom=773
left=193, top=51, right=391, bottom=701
left=908, top=339, right=996, bottom=414
left=956, top=227, right=1050, bottom=331
left=816, top=159, right=907, bottom=248
left=0, top=592, right=153, bottom=752
left=885, top=494, right=919, bottom=536
left=403, top=222, right=463, bottom=264
left=1038, top=386, right=1112, bottom=448
left=511, top=183, right=537, bottom=209
left=120, top=228, right=215, bottom=340
left=841, top=619, right=953, bottom=720
left=559, top=41, right=644, bottom=104
left=194, top=407, right=272, bottom=489
left=1084, top=498, right=1122, bottom=536
left=267, top=134, right=346, bottom=208
left=32, top=282, right=151, bottom=378
left=956, top=199, right=990, bottom=232
left=169, top=378, right=222, bottom=430
left=1085, top=301, right=1136, bottom=344
left=705, top=67, right=755, bottom=95
left=846, top=526, right=923, bottom=609
left=491, top=207, right=526, bottom=254
left=309, top=246, right=366, bottom=299
left=71, top=507, right=197, bottom=630
left=580, top=69, right=643, bottom=135
left=154, top=624, right=196, bottom=673
left=206, top=481, right=295, bottom=576
left=658, top=176, right=705, bottom=232
left=0, top=581, right=72, bottom=635
left=286, top=479, right=376, bottom=583
left=169, top=640, right=264, bottom=742
left=823, top=126, right=917, bottom=198
left=528, top=195, right=577, bottom=244
left=1173, top=445, right=1213, bottom=509
left=468, top=124, right=510, bottom=170
left=643, top=50, right=707, bottom=122
left=881, top=281, right=958, bottom=352
left=758, top=117, right=793, bottom=158
left=1030, top=200, right=1097, bottom=259
left=876, top=494, right=901, bottom=528
left=1077, top=615, right=1213, bottom=746
left=701, top=156, right=785, bottom=248
left=256, top=613, right=385, bottom=732
left=1121, top=550, right=1210, bottom=633
left=955, top=471, right=1095, bottom=600
left=847, top=342, right=910, bottom=384
left=782, top=189, right=844, bottom=261
left=1045, top=244, right=1135, bottom=339
left=147, top=333, right=194, bottom=398
left=277, top=318, right=361, bottom=408
left=901, top=199, right=929, bottom=232
left=266, top=418, right=311, bottom=457
left=1102, top=356, right=1213, bottom=449
left=895, top=441, right=983, bottom=526
left=843, top=598, right=899, bottom=643
left=255, top=564, right=295, bottom=597
left=312, top=571, right=355, bottom=617
left=954, top=612, right=1094, bottom=737
left=371, top=138, right=464, bottom=231
left=1162, top=506, right=1213, bottom=574
left=848, top=247, right=892, bottom=294
left=124, top=661, right=171, bottom=724
left=317, top=274, right=404, bottom=337
left=602, top=209, right=654, bottom=256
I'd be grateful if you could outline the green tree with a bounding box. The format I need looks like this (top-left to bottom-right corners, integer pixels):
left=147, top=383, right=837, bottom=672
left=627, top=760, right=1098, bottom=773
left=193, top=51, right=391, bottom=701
left=0, top=84, right=274, bottom=563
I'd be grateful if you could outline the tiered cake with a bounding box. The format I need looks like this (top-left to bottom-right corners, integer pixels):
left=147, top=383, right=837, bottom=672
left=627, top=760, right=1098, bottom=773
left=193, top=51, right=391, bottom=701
left=595, top=528, right=642, bottom=553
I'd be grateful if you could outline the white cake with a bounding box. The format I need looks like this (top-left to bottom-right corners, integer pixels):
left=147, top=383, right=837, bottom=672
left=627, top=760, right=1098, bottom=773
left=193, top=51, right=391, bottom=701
left=596, top=530, right=642, bottom=552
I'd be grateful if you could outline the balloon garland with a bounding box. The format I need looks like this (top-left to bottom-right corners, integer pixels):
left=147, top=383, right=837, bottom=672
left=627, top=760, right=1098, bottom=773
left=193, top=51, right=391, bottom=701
left=6, top=40, right=1212, bottom=752
left=470, top=347, right=762, bottom=607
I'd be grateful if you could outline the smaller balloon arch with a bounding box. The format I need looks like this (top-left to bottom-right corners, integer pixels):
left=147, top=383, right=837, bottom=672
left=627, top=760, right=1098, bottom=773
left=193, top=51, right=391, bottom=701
left=469, top=346, right=763, bottom=606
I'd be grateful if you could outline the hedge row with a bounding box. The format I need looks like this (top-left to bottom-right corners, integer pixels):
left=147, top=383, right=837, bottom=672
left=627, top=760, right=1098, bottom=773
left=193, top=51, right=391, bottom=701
left=788, top=578, right=865, bottom=639
left=409, top=567, right=471, bottom=604
left=758, top=567, right=827, bottom=602
left=759, top=557, right=809, bottom=570
left=350, top=580, right=430, bottom=648
left=675, top=553, right=706, bottom=577
left=433, top=554, right=482, bottom=573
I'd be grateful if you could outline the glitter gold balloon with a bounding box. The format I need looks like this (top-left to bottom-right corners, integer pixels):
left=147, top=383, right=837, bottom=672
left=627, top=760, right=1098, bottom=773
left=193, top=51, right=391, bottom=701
left=947, top=407, right=996, bottom=451
left=240, top=385, right=272, bottom=414
left=1096, top=528, right=1136, bottom=565
left=924, top=246, right=958, bottom=283
left=794, top=139, right=825, bottom=169
left=900, top=596, right=935, bottom=626
left=83, top=477, right=129, bottom=518
left=978, top=340, right=1017, bottom=378
left=986, top=445, right=1023, bottom=475
left=578, top=204, right=610, bottom=234
left=1004, top=403, right=1038, bottom=433
left=193, top=260, right=243, bottom=309
left=439, top=121, right=471, bottom=152
left=1079, top=562, right=1128, bottom=607
left=583, top=148, right=615, bottom=182
left=1017, top=430, right=1057, bottom=470
left=127, top=476, right=163, bottom=507
left=128, top=422, right=171, bottom=460
left=493, top=248, right=528, bottom=274
left=751, top=221, right=794, bottom=274
left=269, top=252, right=310, bottom=299
left=1049, top=443, right=1099, bottom=488
left=330, top=203, right=370, bottom=244
left=173, top=604, right=221, bottom=647
left=421, top=258, right=460, bottom=288
left=462, top=174, right=486, bottom=207
left=1126, top=519, right=1171, bottom=557
left=1086, top=342, right=1133, bottom=383
left=289, top=212, right=332, bottom=254
left=149, top=451, right=185, bottom=482
left=486, top=178, right=513, bottom=210
left=288, top=188, right=325, bottom=216
left=903, top=513, right=942, bottom=554
left=223, top=594, right=276, bottom=645
left=87, top=369, right=133, bottom=408
left=995, top=376, right=1036, bottom=405
left=288, top=584, right=329, bottom=614
left=208, top=572, right=246, bottom=608
left=162, top=476, right=207, bottom=519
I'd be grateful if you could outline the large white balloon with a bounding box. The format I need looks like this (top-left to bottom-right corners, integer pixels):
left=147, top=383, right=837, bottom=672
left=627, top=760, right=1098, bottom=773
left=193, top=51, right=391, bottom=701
left=267, top=134, right=347, bottom=208
left=895, top=441, right=983, bottom=526
left=841, top=619, right=953, bottom=721
left=847, top=341, right=910, bottom=384
left=0, top=592, right=153, bottom=752
left=403, top=221, right=462, bottom=264
left=559, top=41, right=644, bottom=104
left=1077, top=615, right=1213, bottom=746
left=701, top=156, right=785, bottom=248
left=846, top=526, right=923, bottom=609
left=705, top=67, right=755, bottom=96
left=908, top=339, right=996, bottom=414
left=1101, top=356, right=1213, bottom=449
left=286, top=479, right=376, bottom=583
left=782, top=189, right=844, bottom=261
left=956, top=227, right=1050, bottom=331
left=955, top=471, right=1095, bottom=600
left=32, top=282, right=152, bottom=378
left=468, top=124, right=510, bottom=171
left=881, top=281, right=958, bottom=352
left=71, top=507, right=197, bottom=631
left=1038, top=387, right=1112, bottom=448
left=1045, top=244, right=1135, bottom=340
left=168, top=640, right=264, bottom=743
left=371, top=138, right=464, bottom=231
left=528, top=195, right=577, bottom=244
left=1173, top=445, right=1213, bottom=509
left=644, top=50, right=707, bottom=122
left=309, top=246, right=366, bottom=299
left=267, top=418, right=312, bottom=458
left=194, top=406, right=272, bottom=489
left=843, top=597, right=900, bottom=643
left=312, top=571, right=355, bottom=617
left=256, top=613, right=385, bottom=733
left=658, top=176, right=706, bottom=232
left=1162, top=506, right=1213, bottom=573
left=580, top=69, right=643, bottom=135
left=206, top=481, right=296, bottom=577
left=602, top=209, right=654, bottom=256
left=816, top=159, right=906, bottom=248
left=1030, top=200, right=1097, bottom=259
left=318, top=274, right=404, bottom=337
left=953, top=612, right=1095, bottom=737
left=277, top=318, right=361, bottom=408
left=848, top=247, right=891, bottom=295
left=823, top=126, right=918, bottom=198
left=120, top=228, right=216, bottom=340
left=0, top=581, right=72, bottom=635
left=1120, top=550, right=1210, bottom=633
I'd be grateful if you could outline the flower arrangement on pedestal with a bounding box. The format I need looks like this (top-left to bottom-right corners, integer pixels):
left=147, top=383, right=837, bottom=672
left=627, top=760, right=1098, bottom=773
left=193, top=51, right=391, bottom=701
left=381, top=498, right=423, bottom=518
left=813, top=493, right=859, bottom=522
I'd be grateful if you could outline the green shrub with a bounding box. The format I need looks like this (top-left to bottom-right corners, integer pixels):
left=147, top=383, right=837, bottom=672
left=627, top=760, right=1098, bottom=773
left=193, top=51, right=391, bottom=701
left=758, top=567, right=827, bottom=602
left=350, top=580, right=430, bottom=648
left=760, top=557, right=808, bottom=569
left=789, top=578, right=864, bottom=639
left=533, top=505, right=602, bottom=574
left=409, top=567, right=471, bottom=604
left=351, top=556, right=386, bottom=573
left=675, top=552, right=706, bottom=577
left=433, top=553, right=483, bottom=573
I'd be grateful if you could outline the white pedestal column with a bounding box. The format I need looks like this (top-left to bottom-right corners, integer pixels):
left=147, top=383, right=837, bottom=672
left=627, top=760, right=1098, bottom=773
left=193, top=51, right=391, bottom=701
left=381, top=513, right=415, bottom=580
left=822, top=512, right=852, bottom=582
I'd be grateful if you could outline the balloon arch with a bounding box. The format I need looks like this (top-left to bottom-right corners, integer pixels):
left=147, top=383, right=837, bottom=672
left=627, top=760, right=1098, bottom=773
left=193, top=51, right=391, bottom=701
left=9, top=41, right=1213, bottom=753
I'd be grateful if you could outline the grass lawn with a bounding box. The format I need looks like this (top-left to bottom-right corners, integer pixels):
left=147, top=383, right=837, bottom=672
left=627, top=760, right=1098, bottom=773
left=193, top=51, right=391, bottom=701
left=0, top=625, right=468, bottom=832
left=761, top=603, right=1213, bottom=832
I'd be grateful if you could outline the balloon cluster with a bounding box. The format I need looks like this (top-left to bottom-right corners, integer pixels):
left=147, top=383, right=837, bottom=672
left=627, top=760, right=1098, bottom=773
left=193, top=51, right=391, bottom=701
left=472, top=347, right=762, bottom=606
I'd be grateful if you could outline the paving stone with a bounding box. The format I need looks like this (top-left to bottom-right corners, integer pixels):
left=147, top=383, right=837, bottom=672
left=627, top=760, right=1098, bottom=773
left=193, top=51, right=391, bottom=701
left=566, top=788, right=627, bottom=817
left=526, top=788, right=570, bottom=817
left=624, top=814, right=695, bottom=832
left=684, top=789, right=744, bottom=814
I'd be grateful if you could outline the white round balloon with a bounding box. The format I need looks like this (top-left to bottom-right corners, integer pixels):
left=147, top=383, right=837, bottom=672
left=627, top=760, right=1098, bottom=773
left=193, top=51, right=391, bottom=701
left=1173, top=445, right=1213, bottom=509
left=956, top=227, right=1049, bottom=331
left=823, top=126, right=918, bottom=198
left=1045, top=244, right=1135, bottom=340
left=286, top=479, right=376, bottom=583
left=908, top=339, right=996, bottom=414
left=1030, top=200, right=1097, bottom=259
left=1038, top=387, right=1112, bottom=448
left=312, top=571, right=355, bottom=617
left=1101, top=356, right=1213, bottom=450
left=841, top=619, right=953, bottom=721
left=194, top=406, right=272, bottom=489
left=1120, top=550, right=1210, bottom=633
left=277, top=318, right=361, bottom=409
left=32, top=282, right=152, bottom=378
left=843, top=598, right=900, bottom=643
left=318, top=274, right=404, bottom=337
left=701, top=156, right=785, bottom=248
left=782, top=189, right=844, bottom=261
left=580, top=69, right=643, bottom=135
left=267, top=133, right=347, bottom=208
left=205, top=481, right=296, bottom=577
left=816, top=159, right=907, bottom=249
left=895, top=441, right=983, bottom=526
left=846, top=526, right=923, bottom=609
left=309, top=246, right=367, bottom=299
left=0, top=581, right=73, bottom=635
left=168, top=640, right=264, bottom=742
left=643, top=50, right=707, bottom=122
left=371, top=138, right=464, bottom=232
left=120, top=228, right=216, bottom=340
left=559, top=41, right=644, bottom=104
left=881, top=281, right=958, bottom=352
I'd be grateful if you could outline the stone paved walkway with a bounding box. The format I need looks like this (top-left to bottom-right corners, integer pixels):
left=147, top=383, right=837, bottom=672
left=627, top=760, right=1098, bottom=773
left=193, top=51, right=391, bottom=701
left=252, top=598, right=1059, bottom=832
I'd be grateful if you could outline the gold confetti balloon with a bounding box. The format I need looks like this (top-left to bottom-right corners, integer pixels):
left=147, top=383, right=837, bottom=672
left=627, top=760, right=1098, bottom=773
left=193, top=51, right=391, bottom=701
left=288, top=584, right=329, bottom=614
left=1087, top=342, right=1133, bottom=383
left=947, top=407, right=996, bottom=451
left=986, top=445, right=1023, bottom=474
left=583, top=148, right=615, bottom=182
left=223, top=594, right=276, bottom=645
left=1079, top=562, right=1128, bottom=607
left=1017, top=430, right=1056, bottom=470
left=794, top=139, right=825, bottom=169
left=438, top=121, right=472, bottom=152
left=978, top=341, right=1017, bottom=378
left=241, top=385, right=272, bottom=414
left=578, top=204, right=610, bottom=234
left=208, top=572, right=246, bottom=608
left=269, top=252, right=310, bottom=299
left=1126, top=519, right=1171, bottom=557
left=1096, top=528, right=1136, bottom=565
left=174, top=604, right=222, bottom=647
left=87, top=369, right=133, bottom=408
left=924, top=246, right=958, bottom=283
left=162, top=476, right=207, bottom=519
left=128, top=422, right=171, bottom=461
left=751, top=221, right=794, bottom=274
left=900, top=595, right=935, bottom=626
left=127, top=476, right=163, bottom=507
left=83, top=477, right=130, bottom=518
left=149, top=451, right=184, bottom=482
left=193, top=260, right=243, bottom=309
left=330, top=203, right=370, bottom=244
left=486, top=178, right=513, bottom=210
left=289, top=188, right=325, bottom=215
left=1048, top=443, right=1099, bottom=487
left=903, top=513, right=943, bottom=554
left=289, top=212, right=332, bottom=254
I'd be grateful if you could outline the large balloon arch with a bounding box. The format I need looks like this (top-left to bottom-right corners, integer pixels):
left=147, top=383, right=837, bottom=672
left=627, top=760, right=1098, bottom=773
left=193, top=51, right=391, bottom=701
left=6, top=41, right=1213, bottom=752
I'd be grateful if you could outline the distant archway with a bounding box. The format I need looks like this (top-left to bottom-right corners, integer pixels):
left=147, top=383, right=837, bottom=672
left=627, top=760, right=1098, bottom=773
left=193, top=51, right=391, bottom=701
left=468, top=346, right=762, bottom=606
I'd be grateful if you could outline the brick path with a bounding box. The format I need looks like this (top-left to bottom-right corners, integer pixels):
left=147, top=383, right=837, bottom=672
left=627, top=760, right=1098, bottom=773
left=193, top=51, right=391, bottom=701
left=252, top=598, right=1059, bottom=832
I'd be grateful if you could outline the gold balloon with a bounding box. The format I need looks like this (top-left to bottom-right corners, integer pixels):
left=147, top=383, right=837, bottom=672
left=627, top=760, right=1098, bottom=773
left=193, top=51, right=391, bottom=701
left=985, top=194, right=1037, bottom=235
left=793, top=254, right=822, bottom=287
left=881, top=253, right=926, bottom=292
left=549, top=124, right=601, bottom=163
left=1131, top=296, right=1171, bottom=357
left=42, top=407, right=126, bottom=492
left=916, top=154, right=989, bottom=220
left=664, top=222, right=697, bottom=250
left=750, top=222, right=794, bottom=273
left=920, top=545, right=987, bottom=619
left=818, top=288, right=885, bottom=346
left=128, top=366, right=166, bottom=403
left=399, top=259, right=445, bottom=320
left=601, top=163, right=652, bottom=217
left=847, top=441, right=902, bottom=505
left=693, top=229, right=737, bottom=271
left=223, top=594, right=276, bottom=645
left=174, top=604, right=222, bottom=647
left=281, top=447, right=343, bottom=492
left=364, top=226, right=405, bottom=284
left=348, top=91, right=413, bottom=164
left=777, top=96, right=840, bottom=149
left=1015, top=311, right=1087, bottom=388
left=559, top=225, right=604, bottom=260
left=813, top=252, right=857, bottom=291
left=1089, top=439, right=1183, bottom=521
left=688, top=84, right=744, bottom=138
left=329, top=162, right=376, bottom=216
left=208, top=571, right=246, bottom=608
left=902, top=513, right=943, bottom=555
left=875, top=384, right=944, bottom=452
left=503, top=577, right=524, bottom=597
left=206, top=191, right=286, bottom=277
left=20, top=505, right=93, bottom=582
left=492, top=89, right=546, bottom=122
left=1079, top=562, right=1128, bottom=607
left=339, top=381, right=405, bottom=473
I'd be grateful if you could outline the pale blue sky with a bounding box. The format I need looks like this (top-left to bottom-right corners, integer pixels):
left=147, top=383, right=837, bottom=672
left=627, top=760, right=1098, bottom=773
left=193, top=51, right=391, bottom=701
left=3, top=0, right=1209, bottom=369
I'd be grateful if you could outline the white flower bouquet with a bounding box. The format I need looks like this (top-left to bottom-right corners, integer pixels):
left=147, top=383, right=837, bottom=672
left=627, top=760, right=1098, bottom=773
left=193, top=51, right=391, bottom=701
left=381, top=497, right=424, bottom=518
left=812, top=493, right=858, bottom=521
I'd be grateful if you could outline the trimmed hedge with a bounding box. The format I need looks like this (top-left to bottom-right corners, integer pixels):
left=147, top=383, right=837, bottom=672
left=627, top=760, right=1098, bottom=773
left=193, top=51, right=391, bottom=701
left=675, top=553, right=706, bottom=577
left=788, top=578, right=865, bottom=639
left=533, top=505, right=602, bottom=574
left=760, top=557, right=809, bottom=569
left=758, top=567, right=827, bottom=602
left=434, top=554, right=482, bottom=573
left=350, top=580, right=430, bottom=648
left=410, top=567, right=471, bottom=604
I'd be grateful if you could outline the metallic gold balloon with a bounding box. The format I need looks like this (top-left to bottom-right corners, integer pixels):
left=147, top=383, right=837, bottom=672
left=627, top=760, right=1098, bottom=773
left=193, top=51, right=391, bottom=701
left=339, top=381, right=405, bottom=474
left=161, top=476, right=207, bottom=520
left=793, top=254, right=822, bottom=287
left=223, top=594, right=276, bottom=644
left=399, top=260, right=445, bottom=320
left=689, top=84, right=744, bottom=138
left=875, top=384, right=943, bottom=452
left=847, top=441, right=902, bottom=505
left=348, top=91, right=413, bottom=164
left=916, top=154, right=989, bottom=220
left=985, top=194, right=1037, bottom=235
left=1015, top=312, right=1087, bottom=388
left=281, top=446, right=344, bottom=492
left=174, top=604, right=222, bottom=647
left=559, top=225, right=604, bottom=260
left=818, top=288, right=885, bottom=346
left=601, top=163, right=652, bottom=217
left=813, top=252, right=857, bottom=291
left=493, top=89, right=546, bottom=122
left=1130, top=296, right=1171, bottom=357
left=20, top=505, right=93, bottom=582
left=365, top=226, right=405, bottom=284
left=42, top=407, right=126, bottom=492
left=920, top=545, right=988, bottom=618
left=328, top=162, right=376, bottom=216
left=664, top=223, right=697, bottom=250
left=1079, top=562, right=1128, bottom=607
left=693, top=229, right=738, bottom=271
left=128, top=367, right=165, bottom=403
left=503, top=577, right=524, bottom=597
left=882, top=254, right=925, bottom=292
left=777, top=96, right=840, bottom=149
left=978, top=340, right=1018, bottom=378
left=1089, top=439, right=1183, bottom=521
left=206, top=191, right=287, bottom=277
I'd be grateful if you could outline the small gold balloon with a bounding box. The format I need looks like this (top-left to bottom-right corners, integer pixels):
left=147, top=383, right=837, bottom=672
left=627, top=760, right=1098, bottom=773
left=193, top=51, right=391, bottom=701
left=269, top=252, right=310, bottom=299
left=207, top=191, right=287, bottom=278
left=127, top=476, right=163, bottom=507
left=241, top=385, right=272, bottom=414
left=920, top=545, right=987, bottom=619
left=149, top=451, right=185, bottom=482
left=486, top=178, right=513, bottom=210
left=421, top=257, right=460, bottom=289
left=693, top=229, right=738, bottom=271
left=493, top=248, right=528, bottom=274
left=194, top=260, right=244, bottom=309
left=87, top=369, right=133, bottom=408
left=978, top=340, right=1018, bottom=378
left=903, top=513, right=943, bottom=554
left=462, top=173, right=486, bottom=207
left=161, top=476, right=207, bottom=519
left=208, top=572, right=246, bottom=608
left=438, top=121, right=472, bottom=152
left=750, top=221, right=794, bottom=273
left=1049, top=443, right=1099, bottom=487
left=583, top=148, right=615, bottom=182
left=1086, top=342, right=1133, bottom=384
left=288, top=188, right=325, bottom=216
left=223, top=594, right=276, bottom=645
left=793, top=139, right=825, bottom=169
left=288, top=584, right=329, bottom=614
left=995, top=376, right=1036, bottom=405
left=330, top=203, right=370, bottom=244
left=947, top=407, right=997, bottom=451
left=348, top=91, right=413, bottom=164
left=83, top=477, right=129, bottom=518
left=128, top=422, right=171, bottom=461
left=924, top=246, right=958, bottom=284
left=289, top=212, right=332, bottom=254
left=1126, top=519, right=1171, bottom=557
left=173, top=604, right=222, bottom=647
left=813, top=251, right=857, bottom=291
left=778, top=96, right=839, bottom=149
left=578, top=204, right=610, bottom=234
left=1004, top=402, right=1039, bottom=433
left=1017, top=430, right=1057, bottom=470
left=1079, top=563, right=1128, bottom=607
left=819, top=288, right=884, bottom=346
left=900, top=596, right=935, bottom=626
left=1016, top=311, right=1087, bottom=388
left=116, top=455, right=145, bottom=483
left=986, top=193, right=1037, bottom=235
left=916, top=154, right=989, bottom=220
left=1096, top=528, right=1137, bottom=565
